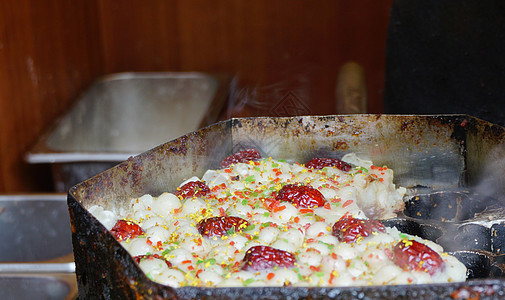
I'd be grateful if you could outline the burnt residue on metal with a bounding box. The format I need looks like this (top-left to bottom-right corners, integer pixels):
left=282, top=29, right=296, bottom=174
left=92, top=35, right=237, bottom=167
left=491, top=223, right=505, bottom=255
left=398, top=190, right=505, bottom=254
left=404, top=191, right=489, bottom=222
left=68, top=115, right=505, bottom=299
left=400, top=119, right=415, bottom=132
left=440, top=224, right=492, bottom=252
left=381, top=218, right=443, bottom=243
left=68, top=195, right=178, bottom=299
left=166, top=136, right=188, bottom=155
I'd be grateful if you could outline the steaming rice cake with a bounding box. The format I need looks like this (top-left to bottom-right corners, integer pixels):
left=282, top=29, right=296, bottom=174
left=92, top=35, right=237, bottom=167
left=90, top=151, right=467, bottom=287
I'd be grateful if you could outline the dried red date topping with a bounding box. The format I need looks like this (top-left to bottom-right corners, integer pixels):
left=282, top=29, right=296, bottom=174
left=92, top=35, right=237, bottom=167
left=110, top=220, right=145, bottom=241
left=133, top=254, right=172, bottom=268
left=331, top=216, right=385, bottom=243
left=175, top=181, right=210, bottom=199
left=305, top=157, right=352, bottom=172
left=242, top=245, right=296, bottom=271
left=392, top=239, right=444, bottom=275
left=276, top=184, right=326, bottom=208
left=197, top=216, right=249, bottom=237
left=220, top=149, right=262, bottom=169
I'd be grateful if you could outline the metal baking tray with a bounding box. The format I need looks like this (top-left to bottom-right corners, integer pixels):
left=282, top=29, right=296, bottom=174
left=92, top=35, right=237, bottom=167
left=68, top=115, right=505, bottom=299
left=0, top=194, right=77, bottom=299
left=26, top=72, right=230, bottom=192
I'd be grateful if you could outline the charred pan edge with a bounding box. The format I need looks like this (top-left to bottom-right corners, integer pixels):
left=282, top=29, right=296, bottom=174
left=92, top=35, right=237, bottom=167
left=69, top=114, right=505, bottom=299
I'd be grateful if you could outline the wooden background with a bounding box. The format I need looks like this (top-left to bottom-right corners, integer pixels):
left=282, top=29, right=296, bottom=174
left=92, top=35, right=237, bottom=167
left=0, top=0, right=393, bottom=192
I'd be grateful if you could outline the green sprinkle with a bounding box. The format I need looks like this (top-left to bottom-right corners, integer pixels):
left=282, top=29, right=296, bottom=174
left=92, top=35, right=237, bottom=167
left=244, top=224, right=256, bottom=231
left=198, top=258, right=216, bottom=265
left=253, top=166, right=261, bottom=171
left=315, top=272, right=325, bottom=277
left=357, top=166, right=368, bottom=173
left=244, top=175, right=255, bottom=183
left=278, top=159, right=287, bottom=162
left=399, top=233, right=408, bottom=239
left=318, top=241, right=335, bottom=250
left=262, top=222, right=272, bottom=228
left=251, top=191, right=259, bottom=197
left=272, top=163, right=279, bottom=168
left=241, top=199, right=248, bottom=206
left=227, top=227, right=236, bottom=235
left=263, top=212, right=270, bottom=217
left=243, top=278, right=256, bottom=286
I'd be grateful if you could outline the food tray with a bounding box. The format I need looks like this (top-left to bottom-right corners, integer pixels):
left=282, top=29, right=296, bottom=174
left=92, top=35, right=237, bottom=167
left=26, top=72, right=230, bottom=192
left=0, top=194, right=77, bottom=299
left=68, top=114, right=505, bottom=299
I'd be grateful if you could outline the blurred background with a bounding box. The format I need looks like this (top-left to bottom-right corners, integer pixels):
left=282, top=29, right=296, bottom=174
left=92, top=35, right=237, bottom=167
left=0, top=0, right=392, bottom=192
left=2, top=0, right=505, bottom=193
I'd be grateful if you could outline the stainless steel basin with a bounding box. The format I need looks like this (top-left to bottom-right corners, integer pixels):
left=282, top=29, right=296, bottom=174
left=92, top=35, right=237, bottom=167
left=26, top=72, right=229, bottom=192
left=0, top=194, right=72, bottom=262
left=0, top=194, right=77, bottom=299
left=0, top=275, right=74, bottom=300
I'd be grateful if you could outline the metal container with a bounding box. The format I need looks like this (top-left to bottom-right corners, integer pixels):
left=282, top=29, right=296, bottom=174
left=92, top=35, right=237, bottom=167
left=0, top=194, right=77, bottom=299
left=26, top=72, right=230, bottom=192
left=68, top=115, right=505, bottom=299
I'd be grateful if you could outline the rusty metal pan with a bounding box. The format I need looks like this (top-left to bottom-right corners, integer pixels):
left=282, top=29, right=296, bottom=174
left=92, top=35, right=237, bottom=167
left=68, top=114, right=505, bottom=299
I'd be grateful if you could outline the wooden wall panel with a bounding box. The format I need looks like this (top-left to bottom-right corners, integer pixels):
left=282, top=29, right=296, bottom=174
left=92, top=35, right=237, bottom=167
left=0, top=0, right=392, bottom=192
left=0, top=0, right=103, bottom=192
left=98, top=0, right=182, bottom=72
left=98, top=0, right=392, bottom=117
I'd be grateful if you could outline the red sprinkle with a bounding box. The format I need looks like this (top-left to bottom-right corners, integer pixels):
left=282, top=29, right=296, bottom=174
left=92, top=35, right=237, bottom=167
left=273, top=205, right=287, bottom=213
left=342, top=199, right=354, bottom=208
